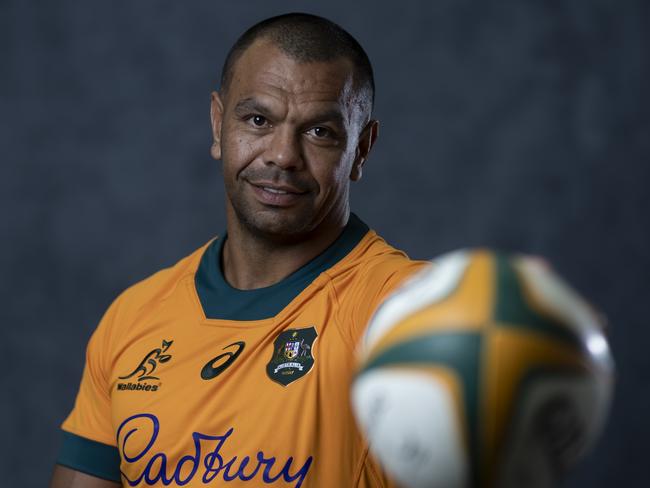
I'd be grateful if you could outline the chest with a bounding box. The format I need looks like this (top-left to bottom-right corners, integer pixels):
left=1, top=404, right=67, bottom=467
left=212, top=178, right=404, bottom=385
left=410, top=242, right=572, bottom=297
left=107, top=285, right=364, bottom=487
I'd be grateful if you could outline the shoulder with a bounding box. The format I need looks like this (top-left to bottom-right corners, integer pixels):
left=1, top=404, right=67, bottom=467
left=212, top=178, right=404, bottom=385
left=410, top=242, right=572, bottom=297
left=323, top=229, right=430, bottom=343
left=326, top=230, right=429, bottom=288
left=325, top=229, right=430, bottom=317
left=104, top=240, right=213, bottom=331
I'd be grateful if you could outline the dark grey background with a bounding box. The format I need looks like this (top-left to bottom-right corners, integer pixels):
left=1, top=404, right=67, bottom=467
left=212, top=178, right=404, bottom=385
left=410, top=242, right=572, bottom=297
left=2, top=0, right=648, bottom=486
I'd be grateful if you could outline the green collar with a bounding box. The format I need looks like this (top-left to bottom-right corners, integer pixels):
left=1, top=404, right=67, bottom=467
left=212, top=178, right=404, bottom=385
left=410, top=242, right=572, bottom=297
left=195, top=214, right=369, bottom=321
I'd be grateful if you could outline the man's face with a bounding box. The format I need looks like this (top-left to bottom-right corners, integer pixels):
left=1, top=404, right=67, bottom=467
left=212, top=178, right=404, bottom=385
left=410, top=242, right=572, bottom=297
left=210, top=39, right=377, bottom=240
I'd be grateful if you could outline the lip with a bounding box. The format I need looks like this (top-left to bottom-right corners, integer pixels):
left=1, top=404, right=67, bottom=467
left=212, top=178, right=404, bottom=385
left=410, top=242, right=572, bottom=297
left=247, top=181, right=308, bottom=207
left=248, top=181, right=307, bottom=194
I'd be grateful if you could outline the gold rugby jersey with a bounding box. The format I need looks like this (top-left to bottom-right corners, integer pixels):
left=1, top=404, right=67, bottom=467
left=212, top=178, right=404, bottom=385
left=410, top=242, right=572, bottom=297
left=58, top=214, right=428, bottom=487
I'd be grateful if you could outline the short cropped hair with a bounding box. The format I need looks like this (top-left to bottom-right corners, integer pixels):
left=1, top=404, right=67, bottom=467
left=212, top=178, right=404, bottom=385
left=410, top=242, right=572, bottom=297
left=220, top=13, right=375, bottom=121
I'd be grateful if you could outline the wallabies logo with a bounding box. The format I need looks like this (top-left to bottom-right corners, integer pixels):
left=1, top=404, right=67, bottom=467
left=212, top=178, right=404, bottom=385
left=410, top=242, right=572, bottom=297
left=119, top=339, right=173, bottom=382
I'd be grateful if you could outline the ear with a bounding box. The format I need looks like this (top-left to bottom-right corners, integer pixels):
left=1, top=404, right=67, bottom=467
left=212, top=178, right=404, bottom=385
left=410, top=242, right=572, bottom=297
left=210, top=91, right=225, bottom=160
left=350, top=119, right=379, bottom=182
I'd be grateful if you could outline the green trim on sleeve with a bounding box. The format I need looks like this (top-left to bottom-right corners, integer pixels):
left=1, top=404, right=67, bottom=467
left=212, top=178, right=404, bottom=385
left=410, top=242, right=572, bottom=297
left=57, top=431, right=121, bottom=482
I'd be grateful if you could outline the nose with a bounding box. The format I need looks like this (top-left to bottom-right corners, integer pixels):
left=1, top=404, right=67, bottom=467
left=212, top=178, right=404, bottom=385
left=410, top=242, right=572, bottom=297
left=264, top=126, right=303, bottom=171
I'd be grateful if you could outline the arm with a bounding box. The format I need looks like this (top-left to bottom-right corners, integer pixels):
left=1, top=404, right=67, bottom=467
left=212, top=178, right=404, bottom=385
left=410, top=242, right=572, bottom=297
left=49, top=465, right=120, bottom=488
left=54, top=300, right=123, bottom=488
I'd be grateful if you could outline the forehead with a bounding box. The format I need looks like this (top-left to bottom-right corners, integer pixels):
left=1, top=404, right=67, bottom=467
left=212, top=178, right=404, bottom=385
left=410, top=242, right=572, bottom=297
left=225, top=39, right=358, bottom=112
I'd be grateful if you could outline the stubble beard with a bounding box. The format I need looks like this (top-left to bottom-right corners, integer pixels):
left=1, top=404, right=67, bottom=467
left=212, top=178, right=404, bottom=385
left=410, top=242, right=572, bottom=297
left=231, top=194, right=318, bottom=243
left=225, top=170, right=321, bottom=244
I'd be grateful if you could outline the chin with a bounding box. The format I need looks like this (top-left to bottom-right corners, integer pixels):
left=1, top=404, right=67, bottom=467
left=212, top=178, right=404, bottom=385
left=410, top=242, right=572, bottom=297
left=237, top=206, right=319, bottom=242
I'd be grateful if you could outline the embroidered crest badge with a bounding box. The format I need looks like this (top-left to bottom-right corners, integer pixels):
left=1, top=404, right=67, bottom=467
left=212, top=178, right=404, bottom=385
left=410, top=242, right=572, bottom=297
left=267, top=327, right=318, bottom=386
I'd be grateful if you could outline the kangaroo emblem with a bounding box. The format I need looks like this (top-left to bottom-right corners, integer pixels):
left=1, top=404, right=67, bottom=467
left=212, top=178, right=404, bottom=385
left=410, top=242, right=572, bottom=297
left=119, top=339, right=173, bottom=382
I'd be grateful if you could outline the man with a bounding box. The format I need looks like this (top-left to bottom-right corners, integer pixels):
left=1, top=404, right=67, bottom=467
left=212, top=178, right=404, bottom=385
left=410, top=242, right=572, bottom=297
left=51, top=13, right=427, bottom=488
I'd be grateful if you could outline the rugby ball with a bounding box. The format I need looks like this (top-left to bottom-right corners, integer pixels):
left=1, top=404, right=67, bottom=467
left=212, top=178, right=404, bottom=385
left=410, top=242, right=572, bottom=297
left=351, top=250, right=614, bottom=488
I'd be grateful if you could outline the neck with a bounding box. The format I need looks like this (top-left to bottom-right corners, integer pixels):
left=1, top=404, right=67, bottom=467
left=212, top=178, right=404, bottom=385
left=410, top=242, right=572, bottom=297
left=222, top=211, right=349, bottom=290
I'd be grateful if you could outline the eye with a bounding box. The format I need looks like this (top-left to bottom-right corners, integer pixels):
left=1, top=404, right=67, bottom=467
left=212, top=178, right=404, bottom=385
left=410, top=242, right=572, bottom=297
left=249, top=115, right=268, bottom=127
left=307, top=126, right=332, bottom=139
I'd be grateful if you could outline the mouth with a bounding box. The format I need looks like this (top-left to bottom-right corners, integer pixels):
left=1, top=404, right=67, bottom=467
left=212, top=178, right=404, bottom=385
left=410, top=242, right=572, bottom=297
left=247, top=181, right=309, bottom=207
left=249, top=181, right=308, bottom=194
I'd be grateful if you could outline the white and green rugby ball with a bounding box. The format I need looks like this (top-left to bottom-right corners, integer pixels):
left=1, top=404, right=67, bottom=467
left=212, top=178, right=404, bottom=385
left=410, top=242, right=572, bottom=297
left=352, top=250, right=614, bottom=488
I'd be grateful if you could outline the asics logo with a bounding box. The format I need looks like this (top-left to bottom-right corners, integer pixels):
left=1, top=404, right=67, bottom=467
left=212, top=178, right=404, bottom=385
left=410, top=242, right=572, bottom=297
left=201, top=341, right=245, bottom=380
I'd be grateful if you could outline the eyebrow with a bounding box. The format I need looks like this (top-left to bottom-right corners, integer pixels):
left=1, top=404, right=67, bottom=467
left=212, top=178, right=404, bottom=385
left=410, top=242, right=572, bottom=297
left=233, top=97, right=347, bottom=128
left=308, top=109, right=346, bottom=128
left=233, top=98, right=271, bottom=117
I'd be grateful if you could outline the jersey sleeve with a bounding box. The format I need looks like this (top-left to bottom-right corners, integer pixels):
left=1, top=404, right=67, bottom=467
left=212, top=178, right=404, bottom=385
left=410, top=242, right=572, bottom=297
left=58, top=298, right=122, bottom=482
left=338, top=257, right=430, bottom=347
